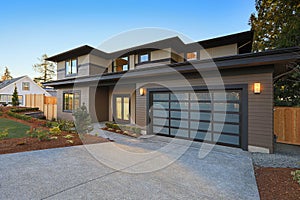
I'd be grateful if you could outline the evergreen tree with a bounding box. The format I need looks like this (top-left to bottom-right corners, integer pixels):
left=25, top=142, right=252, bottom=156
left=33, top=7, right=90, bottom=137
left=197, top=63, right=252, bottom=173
left=12, top=85, right=20, bottom=107
left=1, top=67, right=13, bottom=81
left=73, top=103, right=93, bottom=134
left=250, top=0, right=300, bottom=106
left=33, top=54, right=56, bottom=84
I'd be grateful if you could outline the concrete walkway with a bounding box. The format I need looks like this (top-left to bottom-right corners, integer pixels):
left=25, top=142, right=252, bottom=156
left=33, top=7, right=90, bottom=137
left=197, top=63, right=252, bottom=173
left=0, top=126, right=259, bottom=200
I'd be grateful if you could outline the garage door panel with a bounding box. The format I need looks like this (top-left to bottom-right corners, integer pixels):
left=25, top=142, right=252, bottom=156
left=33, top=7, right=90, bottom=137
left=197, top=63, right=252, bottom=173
left=213, top=134, right=239, bottom=145
left=170, top=111, right=188, bottom=119
left=214, top=113, right=239, bottom=123
left=170, top=128, right=189, bottom=137
left=190, top=121, right=212, bottom=131
left=213, top=123, right=239, bottom=134
left=153, top=93, right=169, bottom=100
left=153, top=118, right=168, bottom=126
left=170, top=102, right=188, bottom=110
left=153, top=126, right=169, bottom=134
left=170, top=119, right=189, bottom=128
left=190, top=112, right=212, bottom=121
left=190, top=102, right=212, bottom=111
left=214, top=103, right=239, bottom=112
left=153, top=109, right=168, bottom=118
left=190, top=130, right=212, bottom=140
left=153, top=102, right=169, bottom=109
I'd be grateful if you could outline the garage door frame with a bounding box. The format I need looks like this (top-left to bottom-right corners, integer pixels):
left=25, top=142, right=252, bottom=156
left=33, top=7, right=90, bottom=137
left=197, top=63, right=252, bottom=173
left=146, top=84, right=248, bottom=150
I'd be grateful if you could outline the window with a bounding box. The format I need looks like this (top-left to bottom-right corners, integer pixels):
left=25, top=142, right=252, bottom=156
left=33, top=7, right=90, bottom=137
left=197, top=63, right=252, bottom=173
left=22, top=82, right=30, bottom=91
left=139, top=53, right=150, bottom=63
left=0, top=94, right=23, bottom=105
left=113, top=57, right=129, bottom=72
left=186, top=52, right=198, bottom=60
left=63, top=91, right=80, bottom=112
left=65, top=58, right=77, bottom=75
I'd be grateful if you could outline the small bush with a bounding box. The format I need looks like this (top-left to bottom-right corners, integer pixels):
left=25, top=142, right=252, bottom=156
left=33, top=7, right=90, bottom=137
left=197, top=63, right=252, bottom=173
left=291, top=170, right=300, bottom=185
left=73, top=103, right=93, bottom=133
left=57, top=120, right=75, bottom=132
left=63, top=134, right=74, bottom=139
left=10, top=107, right=39, bottom=113
left=0, top=128, right=9, bottom=140
left=112, top=124, right=120, bottom=130
left=105, top=122, right=113, bottom=128
left=27, top=128, right=50, bottom=141
left=49, top=126, right=61, bottom=135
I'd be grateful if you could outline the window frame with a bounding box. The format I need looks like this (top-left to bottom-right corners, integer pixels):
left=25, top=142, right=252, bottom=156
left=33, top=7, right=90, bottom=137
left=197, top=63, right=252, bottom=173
left=22, top=82, right=30, bottom=91
left=62, top=91, right=81, bottom=113
left=112, top=56, right=129, bottom=72
left=186, top=51, right=198, bottom=61
left=65, top=58, right=78, bottom=77
left=138, top=52, right=151, bottom=64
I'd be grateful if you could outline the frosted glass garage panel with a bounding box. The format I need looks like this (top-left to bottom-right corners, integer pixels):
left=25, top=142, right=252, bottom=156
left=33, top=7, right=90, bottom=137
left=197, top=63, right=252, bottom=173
left=170, top=102, right=188, bottom=110
left=190, top=112, right=212, bottom=121
left=153, top=102, right=169, bottom=109
left=153, top=118, right=169, bottom=126
left=190, top=92, right=212, bottom=101
left=170, top=128, right=188, bottom=137
left=214, top=92, right=240, bottom=101
left=214, top=113, right=239, bottom=123
left=190, top=102, right=211, bottom=111
left=153, top=93, right=169, bottom=100
left=214, top=123, right=239, bottom=134
left=153, top=126, right=169, bottom=134
left=214, top=103, right=239, bottom=112
left=153, top=109, right=168, bottom=118
left=190, top=121, right=211, bottom=131
left=170, top=111, right=188, bottom=119
left=170, top=119, right=188, bottom=128
left=213, top=134, right=239, bottom=145
left=190, top=130, right=212, bottom=140
left=170, top=93, right=189, bottom=101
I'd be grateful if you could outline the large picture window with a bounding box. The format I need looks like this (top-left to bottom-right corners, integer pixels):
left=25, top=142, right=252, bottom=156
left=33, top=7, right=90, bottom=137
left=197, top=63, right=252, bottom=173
left=63, top=91, right=80, bottom=112
left=65, top=58, right=77, bottom=76
left=0, top=94, right=23, bottom=105
left=113, top=57, right=129, bottom=72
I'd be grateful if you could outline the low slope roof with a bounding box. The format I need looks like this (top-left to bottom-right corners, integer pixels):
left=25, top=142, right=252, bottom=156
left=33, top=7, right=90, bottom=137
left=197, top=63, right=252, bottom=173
left=0, top=76, right=26, bottom=90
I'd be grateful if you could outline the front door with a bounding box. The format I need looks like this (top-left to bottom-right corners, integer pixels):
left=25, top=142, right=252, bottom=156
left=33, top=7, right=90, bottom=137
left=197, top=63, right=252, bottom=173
left=113, top=94, right=130, bottom=123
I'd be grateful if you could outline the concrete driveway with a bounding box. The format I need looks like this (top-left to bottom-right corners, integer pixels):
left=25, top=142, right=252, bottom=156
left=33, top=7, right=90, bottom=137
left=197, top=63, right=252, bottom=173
left=0, top=131, right=259, bottom=200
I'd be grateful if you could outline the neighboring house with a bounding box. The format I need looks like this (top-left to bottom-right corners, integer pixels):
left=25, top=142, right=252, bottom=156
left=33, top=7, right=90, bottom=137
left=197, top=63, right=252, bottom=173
left=44, top=31, right=300, bottom=153
left=0, top=75, right=51, bottom=106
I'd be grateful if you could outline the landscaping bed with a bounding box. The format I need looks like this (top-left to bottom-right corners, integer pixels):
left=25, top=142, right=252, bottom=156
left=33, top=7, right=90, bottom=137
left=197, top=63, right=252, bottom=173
left=0, top=133, right=109, bottom=154
left=255, top=166, right=300, bottom=200
left=102, top=122, right=142, bottom=138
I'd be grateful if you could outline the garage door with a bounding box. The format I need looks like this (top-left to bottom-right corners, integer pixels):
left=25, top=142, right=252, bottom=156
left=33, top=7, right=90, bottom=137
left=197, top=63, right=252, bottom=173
left=150, top=89, right=244, bottom=148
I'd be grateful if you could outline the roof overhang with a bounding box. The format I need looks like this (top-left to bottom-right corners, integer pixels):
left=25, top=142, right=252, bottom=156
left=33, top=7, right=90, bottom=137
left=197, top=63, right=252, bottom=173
left=44, top=47, right=300, bottom=87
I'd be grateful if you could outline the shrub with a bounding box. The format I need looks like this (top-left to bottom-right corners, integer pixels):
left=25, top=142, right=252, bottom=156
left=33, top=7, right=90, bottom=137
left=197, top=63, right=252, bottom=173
left=133, top=127, right=142, bottom=134
left=63, top=134, right=74, bottom=139
left=291, top=170, right=300, bottom=185
left=49, top=126, right=61, bottom=135
left=72, top=103, right=93, bottom=133
left=27, top=128, right=50, bottom=141
left=0, top=128, right=9, bottom=140
left=10, top=107, right=39, bottom=113
left=112, top=124, right=120, bottom=130
left=105, top=122, right=114, bottom=128
left=57, top=120, right=75, bottom=132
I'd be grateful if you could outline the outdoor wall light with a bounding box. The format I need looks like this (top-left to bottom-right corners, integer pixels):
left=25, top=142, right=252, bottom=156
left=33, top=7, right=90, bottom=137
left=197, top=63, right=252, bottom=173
left=139, top=88, right=145, bottom=96
left=254, top=82, right=261, bottom=94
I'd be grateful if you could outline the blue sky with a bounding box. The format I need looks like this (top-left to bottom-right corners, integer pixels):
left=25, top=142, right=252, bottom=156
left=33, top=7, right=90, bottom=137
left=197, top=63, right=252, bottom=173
left=0, top=0, right=255, bottom=78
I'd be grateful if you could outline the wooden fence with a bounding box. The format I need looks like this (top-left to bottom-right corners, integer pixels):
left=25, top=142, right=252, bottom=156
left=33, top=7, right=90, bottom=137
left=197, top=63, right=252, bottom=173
left=25, top=94, right=57, bottom=120
left=274, top=107, right=300, bottom=145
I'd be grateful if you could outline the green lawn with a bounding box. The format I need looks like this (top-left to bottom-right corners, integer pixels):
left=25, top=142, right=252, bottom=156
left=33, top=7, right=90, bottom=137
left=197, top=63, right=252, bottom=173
left=0, top=118, right=30, bottom=138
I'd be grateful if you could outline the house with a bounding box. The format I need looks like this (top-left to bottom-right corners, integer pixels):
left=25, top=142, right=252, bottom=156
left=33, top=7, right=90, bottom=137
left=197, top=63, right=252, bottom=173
left=0, top=75, right=51, bottom=106
left=44, top=31, right=300, bottom=153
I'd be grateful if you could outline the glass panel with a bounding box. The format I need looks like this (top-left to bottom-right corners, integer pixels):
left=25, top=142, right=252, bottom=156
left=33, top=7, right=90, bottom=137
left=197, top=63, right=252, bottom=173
left=170, top=93, right=189, bottom=101
left=22, top=82, right=30, bottom=91
left=214, top=113, right=239, bottom=123
left=170, top=128, right=188, bottom=137
left=213, top=134, right=239, bottom=145
left=0, top=95, right=7, bottom=102
left=71, top=59, right=77, bottom=74
left=190, top=121, right=211, bottom=131
left=187, top=52, right=197, bottom=60
left=190, top=102, right=211, bottom=111
left=213, top=123, right=239, bottom=134
left=153, top=109, right=168, bottom=118
left=153, top=126, right=169, bottom=134
left=123, top=97, right=130, bottom=120
left=153, top=93, right=169, bottom=100
left=214, top=92, right=240, bottom=101
left=140, top=54, right=149, bottom=62
left=190, top=112, right=212, bottom=121
left=153, top=102, right=169, bottom=109
left=170, top=119, right=188, bottom=128
left=7, top=95, right=12, bottom=104
left=170, top=111, right=188, bottom=119
left=153, top=118, right=168, bottom=126
left=74, top=93, right=80, bottom=110
left=66, top=60, right=72, bottom=75
left=190, top=130, right=212, bottom=141
left=116, top=97, right=122, bottom=119
left=170, top=102, right=188, bottom=110
left=190, top=92, right=211, bottom=101
left=214, top=103, right=239, bottom=112
left=18, top=95, right=23, bottom=104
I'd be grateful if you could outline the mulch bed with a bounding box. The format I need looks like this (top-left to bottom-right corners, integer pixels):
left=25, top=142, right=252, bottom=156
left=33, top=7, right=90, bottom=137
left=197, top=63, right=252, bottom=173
left=255, top=166, right=300, bottom=200
left=0, top=133, right=109, bottom=155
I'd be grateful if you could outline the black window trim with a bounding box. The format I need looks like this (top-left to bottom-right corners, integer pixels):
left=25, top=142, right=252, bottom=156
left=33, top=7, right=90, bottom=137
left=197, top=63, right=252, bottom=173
left=65, top=58, right=78, bottom=77
left=62, top=90, right=81, bottom=113
left=138, top=52, right=151, bottom=64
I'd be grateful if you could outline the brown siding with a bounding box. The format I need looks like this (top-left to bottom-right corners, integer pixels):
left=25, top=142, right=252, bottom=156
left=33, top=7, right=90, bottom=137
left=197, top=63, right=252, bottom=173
left=135, top=68, right=274, bottom=152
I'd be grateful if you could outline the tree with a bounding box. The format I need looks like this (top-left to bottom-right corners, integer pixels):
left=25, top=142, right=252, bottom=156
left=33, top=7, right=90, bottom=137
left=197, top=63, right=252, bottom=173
left=1, top=67, right=13, bottom=81
left=12, top=84, right=20, bottom=106
left=33, top=54, right=56, bottom=84
left=73, top=103, right=93, bottom=134
left=250, top=0, right=300, bottom=106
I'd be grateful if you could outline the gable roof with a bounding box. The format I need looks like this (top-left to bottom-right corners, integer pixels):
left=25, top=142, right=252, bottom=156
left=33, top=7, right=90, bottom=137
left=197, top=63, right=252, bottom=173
left=0, top=76, right=26, bottom=90
left=46, top=31, right=253, bottom=62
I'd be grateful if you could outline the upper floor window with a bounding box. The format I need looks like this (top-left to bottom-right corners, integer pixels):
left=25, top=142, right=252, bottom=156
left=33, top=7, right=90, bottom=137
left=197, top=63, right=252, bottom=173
left=22, top=82, right=30, bottom=91
left=113, top=56, right=129, bottom=72
left=139, top=53, right=150, bottom=63
left=187, top=52, right=198, bottom=60
left=65, top=58, right=77, bottom=76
